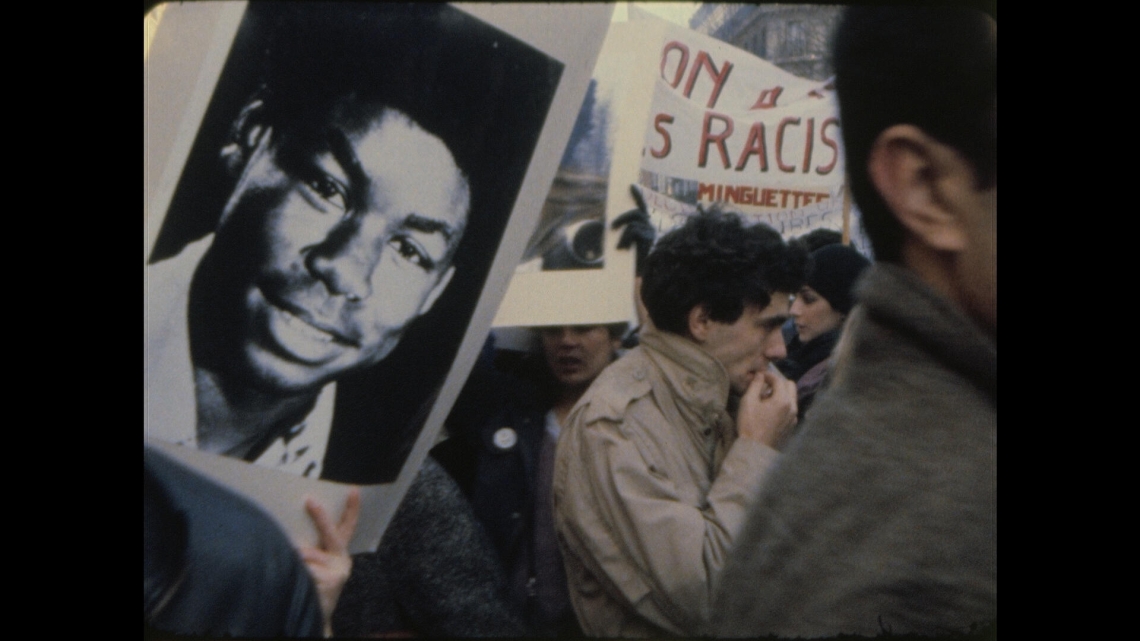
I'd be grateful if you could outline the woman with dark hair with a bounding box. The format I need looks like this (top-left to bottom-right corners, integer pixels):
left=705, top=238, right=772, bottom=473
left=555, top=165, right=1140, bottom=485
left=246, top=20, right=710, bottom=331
left=778, top=244, right=870, bottom=418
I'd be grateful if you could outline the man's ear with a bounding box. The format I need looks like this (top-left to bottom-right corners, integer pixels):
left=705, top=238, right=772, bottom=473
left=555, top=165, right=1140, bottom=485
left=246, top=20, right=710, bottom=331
left=687, top=304, right=711, bottom=343
left=419, top=265, right=456, bottom=316
left=220, top=99, right=270, bottom=176
left=867, top=124, right=974, bottom=254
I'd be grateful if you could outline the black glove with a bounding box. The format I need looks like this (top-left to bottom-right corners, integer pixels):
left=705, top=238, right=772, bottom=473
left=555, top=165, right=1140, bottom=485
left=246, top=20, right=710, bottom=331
left=612, top=185, right=656, bottom=274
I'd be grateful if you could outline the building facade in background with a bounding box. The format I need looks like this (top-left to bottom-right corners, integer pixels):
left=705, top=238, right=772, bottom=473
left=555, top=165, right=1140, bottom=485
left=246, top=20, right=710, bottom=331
left=689, top=4, right=842, bottom=81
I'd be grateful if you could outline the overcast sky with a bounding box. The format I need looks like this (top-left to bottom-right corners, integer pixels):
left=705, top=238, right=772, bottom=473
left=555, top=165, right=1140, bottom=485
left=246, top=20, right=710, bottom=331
left=613, top=2, right=701, bottom=26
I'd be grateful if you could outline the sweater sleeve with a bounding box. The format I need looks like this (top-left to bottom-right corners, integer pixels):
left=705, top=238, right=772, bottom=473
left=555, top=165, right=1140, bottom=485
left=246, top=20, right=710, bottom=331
left=334, top=458, right=526, bottom=637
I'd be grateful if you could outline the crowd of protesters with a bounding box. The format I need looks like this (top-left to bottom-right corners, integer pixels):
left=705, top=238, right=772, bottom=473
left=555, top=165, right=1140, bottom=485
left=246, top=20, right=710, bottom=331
left=145, top=6, right=995, bottom=638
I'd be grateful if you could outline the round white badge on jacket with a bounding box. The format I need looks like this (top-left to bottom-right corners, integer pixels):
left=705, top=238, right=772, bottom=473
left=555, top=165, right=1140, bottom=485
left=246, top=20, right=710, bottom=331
left=493, top=427, right=518, bottom=450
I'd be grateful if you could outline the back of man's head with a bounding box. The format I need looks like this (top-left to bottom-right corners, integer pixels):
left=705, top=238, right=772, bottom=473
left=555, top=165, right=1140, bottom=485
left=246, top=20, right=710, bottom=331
left=835, top=7, right=996, bottom=264
left=640, top=211, right=808, bottom=336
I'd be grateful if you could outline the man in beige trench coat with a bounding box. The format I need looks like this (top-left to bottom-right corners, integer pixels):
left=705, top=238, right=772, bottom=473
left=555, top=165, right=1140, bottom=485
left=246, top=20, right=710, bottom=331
left=553, top=211, right=808, bottom=636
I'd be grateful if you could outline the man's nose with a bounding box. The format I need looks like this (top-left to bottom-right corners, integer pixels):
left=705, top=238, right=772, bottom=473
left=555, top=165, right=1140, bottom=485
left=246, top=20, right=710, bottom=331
left=763, top=329, right=787, bottom=361
left=557, top=327, right=580, bottom=345
left=305, top=219, right=381, bottom=303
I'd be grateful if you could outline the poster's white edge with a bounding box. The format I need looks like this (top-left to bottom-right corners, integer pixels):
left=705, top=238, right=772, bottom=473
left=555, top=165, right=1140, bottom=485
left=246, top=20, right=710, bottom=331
left=492, top=19, right=668, bottom=329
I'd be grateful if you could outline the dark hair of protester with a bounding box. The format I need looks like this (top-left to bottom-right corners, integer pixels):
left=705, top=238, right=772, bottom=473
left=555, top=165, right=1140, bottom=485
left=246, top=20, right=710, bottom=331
left=509, top=322, right=628, bottom=401
left=640, top=211, right=808, bottom=336
left=604, top=322, right=630, bottom=340
left=804, top=244, right=871, bottom=316
left=794, top=228, right=843, bottom=254
left=834, top=7, right=996, bottom=263
left=777, top=244, right=870, bottom=385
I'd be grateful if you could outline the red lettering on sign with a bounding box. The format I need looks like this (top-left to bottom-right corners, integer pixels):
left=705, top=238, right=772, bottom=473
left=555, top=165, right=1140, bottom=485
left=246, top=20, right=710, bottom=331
left=816, top=117, right=839, bottom=175
left=802, top=117, right=815, bottom=174
left=660, top=41, right=688, bottom=89
left=650, top=114, right=674, bottom=159
left=682, top=51, right=733, bottom=109
left=750, top=86, right=784, bottom=110
left=699, top=112, right=734, bottom=169
left=734, top=122, right=768, bottom=172
left=776, top=117, right=800, bottom=173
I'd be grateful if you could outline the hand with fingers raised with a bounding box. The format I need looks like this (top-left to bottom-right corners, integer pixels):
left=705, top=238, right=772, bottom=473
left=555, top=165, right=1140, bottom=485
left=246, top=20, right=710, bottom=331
left=298, top=489, right=361, bottom=637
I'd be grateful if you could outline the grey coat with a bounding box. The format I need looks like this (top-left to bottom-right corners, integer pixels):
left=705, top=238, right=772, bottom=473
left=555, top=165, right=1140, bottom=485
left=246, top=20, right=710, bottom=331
left=714, top=264, right=996, bottom=637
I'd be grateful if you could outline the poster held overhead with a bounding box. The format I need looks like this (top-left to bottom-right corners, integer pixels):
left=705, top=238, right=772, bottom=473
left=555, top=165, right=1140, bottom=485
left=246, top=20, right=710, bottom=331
left=494, top=20, right=667, bottom=329
left=144, top=1, right=612, bottom=552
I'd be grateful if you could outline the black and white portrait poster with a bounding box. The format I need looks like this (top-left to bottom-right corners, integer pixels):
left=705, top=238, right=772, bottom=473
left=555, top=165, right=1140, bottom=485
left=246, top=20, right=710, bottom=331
left=144, top=2, right=612, bottom=551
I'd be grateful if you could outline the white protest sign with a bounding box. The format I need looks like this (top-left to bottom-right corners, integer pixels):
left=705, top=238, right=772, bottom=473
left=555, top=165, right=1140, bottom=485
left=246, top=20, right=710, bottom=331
left=631, top=8, right=870, bottom=255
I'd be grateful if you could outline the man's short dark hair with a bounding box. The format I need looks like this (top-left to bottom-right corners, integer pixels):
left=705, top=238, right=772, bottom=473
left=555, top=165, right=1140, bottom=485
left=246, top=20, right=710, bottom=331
left=834, top=7, right=996, bottom=263
left=605, top=322, right=630, bottom=340
left=640, top=212, right=808, bottom=336
left=793, top=228, right=843, bottom=254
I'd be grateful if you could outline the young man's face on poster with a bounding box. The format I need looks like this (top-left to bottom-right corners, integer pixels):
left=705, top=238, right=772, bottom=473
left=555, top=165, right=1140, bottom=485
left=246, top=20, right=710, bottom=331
left=198, top=102, right=469, bottom=395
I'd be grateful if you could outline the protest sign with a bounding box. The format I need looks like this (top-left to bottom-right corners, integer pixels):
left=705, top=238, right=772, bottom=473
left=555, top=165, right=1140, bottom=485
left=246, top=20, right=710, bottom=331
left=493, top=20, right=661, bottom=328
left=631, top=8, right=871, bottom=256
left=144, top=2, right=612, bottom=552
left=493, top=10, right=870, bottom=330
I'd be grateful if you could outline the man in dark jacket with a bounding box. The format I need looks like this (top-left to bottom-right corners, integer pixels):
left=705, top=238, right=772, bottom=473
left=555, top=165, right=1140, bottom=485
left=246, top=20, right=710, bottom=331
left=432, top=205, right=653, bottom=636
left=434, top=323, right=624, bottom=636
left=715, top=7, right=996, bottom=637
left=144, top=447, right=324, bottom=638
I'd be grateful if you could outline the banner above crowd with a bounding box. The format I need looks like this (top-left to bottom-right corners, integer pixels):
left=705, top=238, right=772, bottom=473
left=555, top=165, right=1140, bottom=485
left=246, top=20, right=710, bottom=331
left=494, top=10, right=871, bottom=328
left=631, top=8, right=870, bottom=255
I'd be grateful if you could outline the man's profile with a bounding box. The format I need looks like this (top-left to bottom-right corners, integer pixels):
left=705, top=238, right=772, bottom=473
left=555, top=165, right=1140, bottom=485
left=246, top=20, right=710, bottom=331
left=146, top=3, right=563, bottom=484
